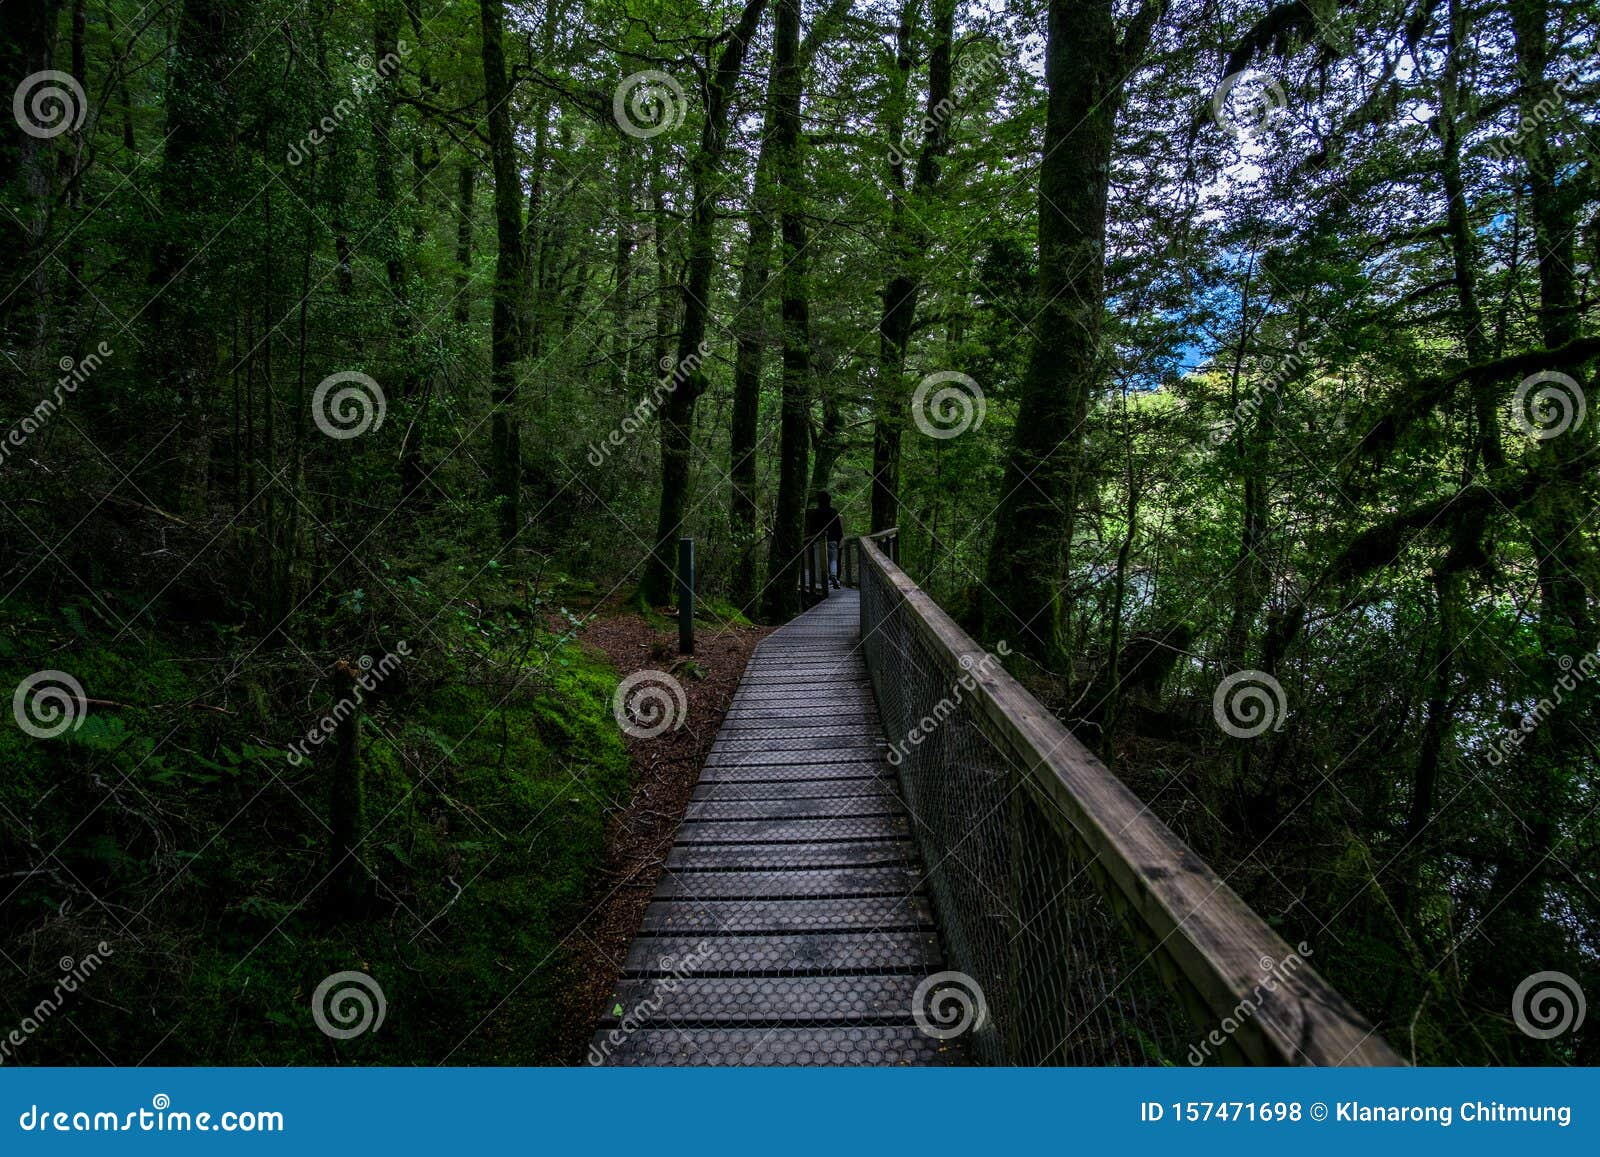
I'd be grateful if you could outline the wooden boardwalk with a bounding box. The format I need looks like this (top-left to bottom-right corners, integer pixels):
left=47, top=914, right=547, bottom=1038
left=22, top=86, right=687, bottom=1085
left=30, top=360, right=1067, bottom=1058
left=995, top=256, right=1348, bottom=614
left=593, top=591, right=962, bottom=1065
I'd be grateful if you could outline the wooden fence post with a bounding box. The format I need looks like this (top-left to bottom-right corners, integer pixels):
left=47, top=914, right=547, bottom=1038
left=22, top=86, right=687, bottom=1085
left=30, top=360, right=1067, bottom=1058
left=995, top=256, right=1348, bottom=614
left=677, top=537, right=695, bottom=655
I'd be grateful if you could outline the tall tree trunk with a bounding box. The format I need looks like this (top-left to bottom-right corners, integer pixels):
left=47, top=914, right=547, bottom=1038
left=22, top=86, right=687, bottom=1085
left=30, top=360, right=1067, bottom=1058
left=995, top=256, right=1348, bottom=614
left=454, top=162, right=475, bottom=325
left=1492, top=0, right=1592, bottom=943
left=979, top=0, right=1162, bottom=661
left=763, top=0, right=811, bottom=620
left=147, top=0, right=243, bottom=514
left=374, top=4, right=428, bottom=502
left=641, top=0, right=769, bottom=605
left=479, top=0, right=526, bottom=542
left=1410, top=0, right=1492, bottom=843
left=729, top=78, right=780, bottom=611
left=1219, top=248, right=1264, bottom=672
left=0, top=0, right=61, bottom=373
left=809, top=387, right=843, bottom=496
left=871, top=0, right=955, bottom=532
left=728, top=0, right=851, bottom=608
left=649, top=142, right=674, bottom=390
left=609, top=145, right=637, bottom=396
left=1100, top=416, right=1141, bottom=755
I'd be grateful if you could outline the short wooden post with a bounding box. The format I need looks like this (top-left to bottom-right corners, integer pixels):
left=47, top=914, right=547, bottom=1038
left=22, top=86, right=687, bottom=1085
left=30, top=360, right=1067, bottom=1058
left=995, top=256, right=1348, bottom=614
left=677, top=537, right=695, bottom=654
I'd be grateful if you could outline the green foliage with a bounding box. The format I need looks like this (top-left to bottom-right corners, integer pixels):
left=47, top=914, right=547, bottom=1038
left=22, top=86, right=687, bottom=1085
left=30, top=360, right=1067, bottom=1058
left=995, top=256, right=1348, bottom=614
left=0, top=581, right=628, bottom=1064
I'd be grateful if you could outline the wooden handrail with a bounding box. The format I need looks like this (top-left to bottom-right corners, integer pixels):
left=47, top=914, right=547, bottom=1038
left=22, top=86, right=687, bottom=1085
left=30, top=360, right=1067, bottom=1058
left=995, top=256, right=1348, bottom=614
left=857, top=535, right=1402, bottom=1067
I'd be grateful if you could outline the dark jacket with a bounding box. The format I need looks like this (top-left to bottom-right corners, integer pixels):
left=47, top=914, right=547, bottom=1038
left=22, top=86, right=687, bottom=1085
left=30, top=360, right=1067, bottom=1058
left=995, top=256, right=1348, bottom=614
left=807, top=504, right=844, bottom=543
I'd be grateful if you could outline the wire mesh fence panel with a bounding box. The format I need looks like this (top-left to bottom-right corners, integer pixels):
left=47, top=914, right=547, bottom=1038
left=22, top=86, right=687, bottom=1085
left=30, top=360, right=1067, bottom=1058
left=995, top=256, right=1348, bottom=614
left=857, top=534, right=1400, bottom=1068
left=862, top=559, right=1184, bottom=1064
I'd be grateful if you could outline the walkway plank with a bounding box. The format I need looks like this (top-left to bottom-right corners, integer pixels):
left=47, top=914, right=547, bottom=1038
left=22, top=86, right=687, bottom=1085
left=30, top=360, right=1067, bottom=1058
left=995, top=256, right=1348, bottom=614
left=600, top=975, right=923, bottom=1026
left=653, top=868, right=921, bottom=898
left=640, top=896, right=933, bottom=934
left=594, top=1026, right=949, bottom=1066
left=594, top=590, right=963, bottom=1066
left=664, top=841, right=915, bottom=871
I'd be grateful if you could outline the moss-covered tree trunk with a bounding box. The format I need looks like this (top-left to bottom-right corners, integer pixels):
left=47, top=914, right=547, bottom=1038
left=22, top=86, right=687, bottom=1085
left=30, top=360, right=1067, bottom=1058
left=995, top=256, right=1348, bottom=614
left=979, top=0, right=1161, bottom=662
left=871, top=0, right=954, bottom=533
left=1493, top=0, right=1594, bottom=949
left=763, top=0, right=811, bottom=621
left=479, top=0, right=526, bottom=542
left=0, top=0, right=62, bottom=382
left=729, top=0, right=852, bottom=608
left=641, top=0, right=768, bottom=605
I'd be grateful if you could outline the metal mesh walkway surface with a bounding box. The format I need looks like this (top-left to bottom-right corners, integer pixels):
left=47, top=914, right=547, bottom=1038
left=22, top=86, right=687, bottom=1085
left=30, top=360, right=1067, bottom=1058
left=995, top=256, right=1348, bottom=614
left=592, top=591, right=964, bottom=1066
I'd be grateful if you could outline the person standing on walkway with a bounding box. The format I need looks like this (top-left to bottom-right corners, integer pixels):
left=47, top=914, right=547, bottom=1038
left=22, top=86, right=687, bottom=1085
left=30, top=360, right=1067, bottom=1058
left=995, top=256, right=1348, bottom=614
left=809, top=491, right=844, bottom=589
